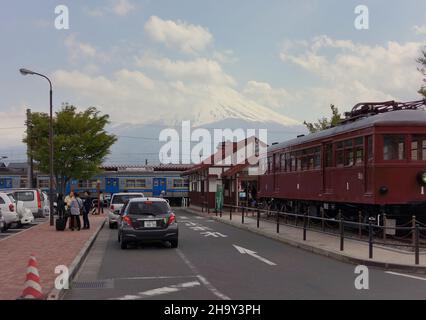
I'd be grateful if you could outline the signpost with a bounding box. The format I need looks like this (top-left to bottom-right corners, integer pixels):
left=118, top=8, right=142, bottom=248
left=215, top=185, right=224, bottom=213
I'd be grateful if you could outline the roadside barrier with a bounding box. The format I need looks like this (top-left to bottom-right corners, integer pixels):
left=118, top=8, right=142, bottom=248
left=201, top=202, right=426, bottom=265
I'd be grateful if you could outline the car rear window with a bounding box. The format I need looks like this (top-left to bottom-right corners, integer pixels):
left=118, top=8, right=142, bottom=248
left=112, top=194, right=142, bottom=204
left=7, top=194, right=16, bottom=203
left=14, top=191, right=35, bottom=202
left=127, top=202, right=170, bottom=215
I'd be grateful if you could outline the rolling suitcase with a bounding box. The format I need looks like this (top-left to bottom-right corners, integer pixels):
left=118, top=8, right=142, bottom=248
left=56, top=216, right=67, bottom=231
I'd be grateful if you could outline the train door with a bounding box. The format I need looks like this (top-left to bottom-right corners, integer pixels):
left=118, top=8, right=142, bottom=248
left=0, top=178, right=12, bottom=189
left=153, top=178, right=167, bottom=196
left=105, top=178, right=119, bottom=194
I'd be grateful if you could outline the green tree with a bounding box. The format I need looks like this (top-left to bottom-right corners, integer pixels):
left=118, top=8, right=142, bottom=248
left=303, top=104, right=342, bottom=134
left=24, top=104, right=117, bottom=193
left=418, top=48, right=426, bottom=98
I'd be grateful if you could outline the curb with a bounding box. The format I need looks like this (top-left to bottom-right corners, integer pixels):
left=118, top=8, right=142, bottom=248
left=183, top=207, right=426, bottom=274
left=46, top=218, right=106, bottom=300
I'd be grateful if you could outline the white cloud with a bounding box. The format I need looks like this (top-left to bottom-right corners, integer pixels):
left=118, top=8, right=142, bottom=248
left=52, top=65, right=299, bottom=127
left=112, top=0, right=135, bottom=16
left=279, top=35, right=424, bottom=115
left=243, top=81, right=290, bottom=110
left=144, top=16, right=213, bottom=54
left=414, top=25, right=426, bottom=35
left=136, top=56, right=236, bottom=86
left=84, top=0, right=135, bottom=17
left=65, top=34, right=97, bottom=59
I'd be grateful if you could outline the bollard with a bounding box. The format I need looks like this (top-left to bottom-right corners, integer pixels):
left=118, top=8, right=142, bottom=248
left=257, top=209, right=260, bottom=228
left=242, top=207, right=245, bottom=224
left=368, top=221, right=373, bottom=259
left=358, top=211, right=362, bottom=239
left=277, top=211, right=280, bottom=234
left=412, top=215, right=416, bottom=247
left=340, top=217, right=344, bottom=251
left=415, top=224, right=420, bottom=265
left=321, top=207, right=325, bottom=232
left=303, top=212, right=307, bottom=241
left=383, top=213, right=387, bottom=243
left=230, top=206, right=232, bottom=221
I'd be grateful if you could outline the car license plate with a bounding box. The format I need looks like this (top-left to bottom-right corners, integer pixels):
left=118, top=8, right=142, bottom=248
left=144, top=221, right=157, bottom=228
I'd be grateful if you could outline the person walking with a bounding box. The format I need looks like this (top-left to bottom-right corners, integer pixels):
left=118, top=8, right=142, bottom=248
left=99, top=191, right=105, bottom=214
left=69, top=193, right=81, bottom=231
left=65, top=192, right=73, bottom=230
left=83, top=191, right=92, bottom=230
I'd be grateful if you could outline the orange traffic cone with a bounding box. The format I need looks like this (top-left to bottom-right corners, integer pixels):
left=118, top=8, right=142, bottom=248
left=20, top=254, right=44, bottom=300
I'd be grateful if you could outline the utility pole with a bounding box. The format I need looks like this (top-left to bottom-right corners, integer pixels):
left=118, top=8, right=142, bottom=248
left=26, top=109, right=34, bottom=188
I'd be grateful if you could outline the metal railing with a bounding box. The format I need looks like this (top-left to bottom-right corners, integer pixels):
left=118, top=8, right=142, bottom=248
left=203, top=203, right=426, bottom=265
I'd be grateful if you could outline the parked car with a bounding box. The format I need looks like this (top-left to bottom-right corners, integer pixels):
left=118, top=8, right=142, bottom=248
left=118, top=197, right=178, bottom=249
left=42, top=192, right=50, bottom=217
left=7, top=189, right=45, bottom=218
left=0, top=192, right=19, bottom=231
left=0, top=209, right=5, bottom=232
left=108, top=192, right=144, bottom=229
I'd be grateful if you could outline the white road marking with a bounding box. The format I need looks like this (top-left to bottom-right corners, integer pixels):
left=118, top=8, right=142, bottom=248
left=179, top=216, right=189, bottom=220
left=176, top=249, right=230, bottom=300
left=114, top=281, right=201, bottom=300
left=113, top=275, right=198, bottom=281
left=201, top=231, right=228, bottom=238
left=233, top=245, right=277, bottom=266
left=385, top=271, right=426, bottom=281
left=190, top=226, right=212, bottom=231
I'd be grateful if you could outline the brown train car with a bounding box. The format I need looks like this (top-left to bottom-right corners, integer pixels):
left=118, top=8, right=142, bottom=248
left=258, top=100, right=426, bottom=223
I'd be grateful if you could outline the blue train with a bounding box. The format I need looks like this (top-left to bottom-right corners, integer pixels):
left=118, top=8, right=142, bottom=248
left=0, top=165, right=191, bottom=206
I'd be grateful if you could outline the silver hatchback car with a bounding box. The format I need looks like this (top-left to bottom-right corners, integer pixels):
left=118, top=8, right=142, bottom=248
left=118, top=198, right=178, bottom=249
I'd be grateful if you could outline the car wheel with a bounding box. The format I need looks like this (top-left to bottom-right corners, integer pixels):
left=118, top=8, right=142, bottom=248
left=109, top=222, right=114, bottom=229
left=120, top=240, right=128, bottom=250
left=170, top=239, right=178, bottom=248
left=17, top=221, right=23, bottom=229
left=2, top=224, right=8, bottom=232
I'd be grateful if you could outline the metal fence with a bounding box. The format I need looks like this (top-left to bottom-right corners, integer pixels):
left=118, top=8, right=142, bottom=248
left=201, top=202, right=426, bottom=265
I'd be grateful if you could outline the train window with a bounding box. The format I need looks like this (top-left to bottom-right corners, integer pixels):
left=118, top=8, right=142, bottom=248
left=285, top=153, right=291, bottom=172
left=325, top=144, right=333, bottom=167
left=336, top=142, right=344, bottom=167
left=39, top=180, right=50, bottom=189
left=290, top=154, right=296, bottom=172
left=354, top=137, right=364, bottom=165
left=173, top=179, right=188, bottom=188
left=411, top=135, right=426, bottom=161
left=367, top=136, right=373, bottom=161
left=267, top=157, right=273, bottom=173
left=126, top=179, right=136, bottom=188
left=280, top=154, right=286, bottom=172
left=314, top=147, right=321, bottom=169
left=343, top=139, right=354, bottom=166
left=383, top=135, right=405, bottom=160
left=275, top=154, right=281, bottom=172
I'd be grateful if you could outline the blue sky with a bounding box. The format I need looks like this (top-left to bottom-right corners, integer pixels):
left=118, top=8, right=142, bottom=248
left=0, top=0, right=425, bottom=159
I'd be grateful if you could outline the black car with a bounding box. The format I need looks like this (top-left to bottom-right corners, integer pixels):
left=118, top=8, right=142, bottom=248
left=118, top=198, right=178, bottom=249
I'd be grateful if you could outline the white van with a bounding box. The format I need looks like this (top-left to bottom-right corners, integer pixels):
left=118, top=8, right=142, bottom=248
left=9, top=189, right=45, bottom=218
left=108, top=193, right=144, bottom=228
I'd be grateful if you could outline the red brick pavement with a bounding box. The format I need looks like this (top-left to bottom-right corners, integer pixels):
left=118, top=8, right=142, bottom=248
left=0, top=215, right=105, bottom=300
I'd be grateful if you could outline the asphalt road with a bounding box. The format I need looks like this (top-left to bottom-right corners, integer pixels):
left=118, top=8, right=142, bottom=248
left=0, top=217, right=47, bottom=240
left=64, top=209, right=426, bottom=300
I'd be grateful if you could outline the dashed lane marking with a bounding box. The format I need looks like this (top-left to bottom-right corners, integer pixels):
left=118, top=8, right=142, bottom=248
left=176, top=249, right=230, bottom=300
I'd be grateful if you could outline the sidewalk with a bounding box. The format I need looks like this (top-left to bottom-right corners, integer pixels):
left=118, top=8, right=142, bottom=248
left=183, top=206, right=426, bottom=273
left=0, top=215, right=105, bottom=300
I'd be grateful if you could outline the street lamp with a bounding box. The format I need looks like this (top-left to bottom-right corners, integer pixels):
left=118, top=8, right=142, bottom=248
left=20, top=68, right=55, bottom=227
